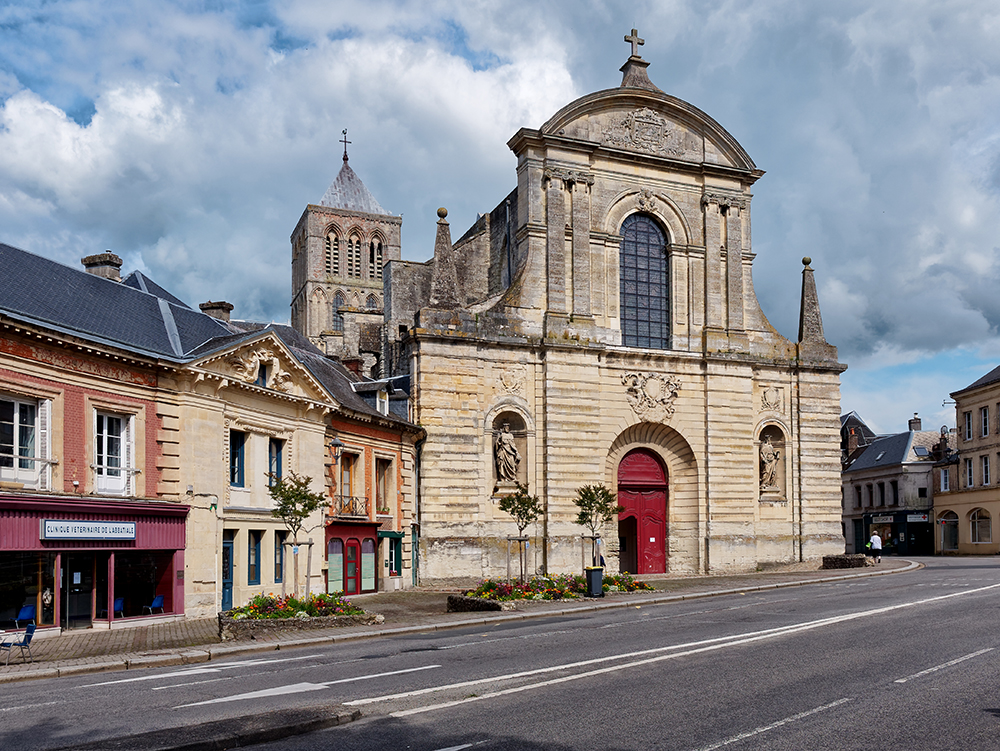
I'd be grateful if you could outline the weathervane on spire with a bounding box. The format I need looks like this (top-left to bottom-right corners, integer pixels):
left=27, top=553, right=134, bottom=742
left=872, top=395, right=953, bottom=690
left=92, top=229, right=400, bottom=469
left=625, top=28, right=645, bottom=58
left=341, top=129, right=351, bottom=162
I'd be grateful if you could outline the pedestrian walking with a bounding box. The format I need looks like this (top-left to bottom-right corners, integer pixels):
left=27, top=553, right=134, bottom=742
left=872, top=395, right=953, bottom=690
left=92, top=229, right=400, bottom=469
left=869, top=531, right=882, bottom=563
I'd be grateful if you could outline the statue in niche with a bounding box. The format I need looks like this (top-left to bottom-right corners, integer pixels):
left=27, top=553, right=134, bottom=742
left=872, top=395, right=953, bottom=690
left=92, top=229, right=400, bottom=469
left=495, top=422, right=521, bottom=483
left=759, top=435, right=780, bottom=489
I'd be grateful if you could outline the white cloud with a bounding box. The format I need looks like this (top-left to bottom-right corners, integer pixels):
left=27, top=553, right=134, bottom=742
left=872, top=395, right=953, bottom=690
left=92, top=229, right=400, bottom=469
left=2, top=0, right=1000, bottom=426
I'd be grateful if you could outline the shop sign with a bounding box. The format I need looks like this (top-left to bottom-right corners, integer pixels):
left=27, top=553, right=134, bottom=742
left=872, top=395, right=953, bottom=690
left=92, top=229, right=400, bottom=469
left=907, top=513, right=929, bottom=523
left=41, top=520, right=136, bottom=540
left=873, top=515, right=894, bottom=524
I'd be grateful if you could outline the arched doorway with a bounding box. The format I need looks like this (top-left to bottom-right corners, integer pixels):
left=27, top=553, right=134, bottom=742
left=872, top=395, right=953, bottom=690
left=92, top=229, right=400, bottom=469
left=617, top=449, right=668, bottom=574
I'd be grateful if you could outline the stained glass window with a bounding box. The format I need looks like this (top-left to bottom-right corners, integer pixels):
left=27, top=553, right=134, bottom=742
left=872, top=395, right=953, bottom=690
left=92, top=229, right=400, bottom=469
left=619, top=214, right=669, bottom=349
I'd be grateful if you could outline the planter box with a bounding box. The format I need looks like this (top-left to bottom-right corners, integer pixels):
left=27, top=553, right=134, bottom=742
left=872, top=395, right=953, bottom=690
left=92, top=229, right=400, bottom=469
left=447, top=595, right=518, bottom=612
left=821, top=554, right=873, bottom=569
left=218, top=612, right=385, bottom=641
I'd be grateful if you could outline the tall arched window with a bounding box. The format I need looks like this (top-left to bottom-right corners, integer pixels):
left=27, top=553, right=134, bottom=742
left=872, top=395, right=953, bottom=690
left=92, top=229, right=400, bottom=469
left=971, top=508, right=992, bottom=543
left=332, top=291, right=345, bottom=333
left=939, top=510, right=959, bottom=550
left=325, top=232, right=339, bottom=276
left=369, top=239, right=383, bottom=280
left=619, top=214, right=669, bottom=349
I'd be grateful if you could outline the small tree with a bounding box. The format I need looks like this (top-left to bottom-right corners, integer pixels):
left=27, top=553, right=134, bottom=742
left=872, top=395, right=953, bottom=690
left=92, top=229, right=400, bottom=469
left=498, top=483, right=542, bottom=582
left=573, top=484, right=623, bottom=568
left=268, top=471, right=325, bottom=597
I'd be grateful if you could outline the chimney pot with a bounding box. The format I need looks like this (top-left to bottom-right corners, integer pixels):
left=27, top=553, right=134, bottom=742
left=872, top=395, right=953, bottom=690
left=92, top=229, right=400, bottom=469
left=199, top=301, right=234, bottom=322
left=81, top=252, right=123, bottom=282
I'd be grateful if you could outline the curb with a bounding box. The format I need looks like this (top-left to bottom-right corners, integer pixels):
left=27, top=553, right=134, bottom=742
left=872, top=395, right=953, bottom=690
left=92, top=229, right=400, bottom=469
left=5, top=560, right=920, bottom=684
left=51, top=706, right=362, bottom=751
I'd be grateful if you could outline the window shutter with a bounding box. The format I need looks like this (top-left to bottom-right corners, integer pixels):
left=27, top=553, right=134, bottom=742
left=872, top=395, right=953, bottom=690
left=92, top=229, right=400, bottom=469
left=38, top=399, right=50, bottom=491
left=125, top=415, right=134, bottom=496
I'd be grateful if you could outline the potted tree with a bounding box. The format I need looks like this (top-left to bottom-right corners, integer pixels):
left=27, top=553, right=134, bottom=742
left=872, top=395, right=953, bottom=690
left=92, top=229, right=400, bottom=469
left=573, top=484, right=623, bottom=597
left=497, top=483, right=543, bottom=583
left=268, top=472, right=325, bottom=598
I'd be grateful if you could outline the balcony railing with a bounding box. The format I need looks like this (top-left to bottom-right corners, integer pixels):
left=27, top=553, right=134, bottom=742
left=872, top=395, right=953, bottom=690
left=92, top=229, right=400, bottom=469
left=330, top=495, right=369, bottom=518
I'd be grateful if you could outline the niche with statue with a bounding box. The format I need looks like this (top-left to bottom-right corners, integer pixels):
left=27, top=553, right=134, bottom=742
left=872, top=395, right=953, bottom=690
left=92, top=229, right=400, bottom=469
left=492, top=412, right=527, bottom=492
left=757, top=425, right=787, bottom=501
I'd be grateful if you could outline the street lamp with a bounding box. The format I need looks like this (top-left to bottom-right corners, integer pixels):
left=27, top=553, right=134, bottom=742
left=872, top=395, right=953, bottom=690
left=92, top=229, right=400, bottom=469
left=329, top=436, right=344, bottom=462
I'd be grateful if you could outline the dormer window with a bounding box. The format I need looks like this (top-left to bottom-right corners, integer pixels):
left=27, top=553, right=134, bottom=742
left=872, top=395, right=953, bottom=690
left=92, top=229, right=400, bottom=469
left=377, top=389, right=389, bottom=415
left=256, top=363, right=268, bottom=387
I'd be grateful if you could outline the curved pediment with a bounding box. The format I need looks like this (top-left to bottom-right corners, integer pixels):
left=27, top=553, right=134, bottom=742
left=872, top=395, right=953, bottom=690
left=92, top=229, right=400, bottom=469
left=539, top=88, right=760, bottom=177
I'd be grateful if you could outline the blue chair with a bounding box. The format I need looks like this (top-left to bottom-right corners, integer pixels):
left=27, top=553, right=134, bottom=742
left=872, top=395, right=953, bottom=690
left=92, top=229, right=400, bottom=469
left=142, top=595, right=164, bottom=615
left=1, top=624, right=35, bottom=665
left=14, top=604, right=35, bottom=628
left=100, top=598, right=125, bottom=619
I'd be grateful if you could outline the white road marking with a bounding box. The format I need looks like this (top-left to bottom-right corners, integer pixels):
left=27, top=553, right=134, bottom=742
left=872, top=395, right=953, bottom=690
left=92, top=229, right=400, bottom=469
left=174, top=665, right=443, bottom=708
left=152, top=676, right=236, bottom=690
left=0, top=700, right=63, bottom=713
left=690, top=698, right=853, bottom=750
left=894, top=648, right=994, bottom=683
left=363, top=583, right=1000, bottom=714
left=80, top=654, right=325, bottom=687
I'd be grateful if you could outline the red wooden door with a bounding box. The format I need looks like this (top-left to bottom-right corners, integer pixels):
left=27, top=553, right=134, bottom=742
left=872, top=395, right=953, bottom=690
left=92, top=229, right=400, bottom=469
left=618, top=450, right=668, bottom=574
left=344, top=539, right=361, bottom=594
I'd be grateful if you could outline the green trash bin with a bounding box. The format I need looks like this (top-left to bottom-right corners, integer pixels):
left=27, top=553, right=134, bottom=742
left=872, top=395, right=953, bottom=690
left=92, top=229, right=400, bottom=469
left=585, top=566, right=604, bottom=597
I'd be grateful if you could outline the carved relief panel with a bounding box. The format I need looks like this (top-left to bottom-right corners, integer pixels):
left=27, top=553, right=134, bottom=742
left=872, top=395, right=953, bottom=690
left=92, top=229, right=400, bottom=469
left=622, top=373, right=680, bottom=423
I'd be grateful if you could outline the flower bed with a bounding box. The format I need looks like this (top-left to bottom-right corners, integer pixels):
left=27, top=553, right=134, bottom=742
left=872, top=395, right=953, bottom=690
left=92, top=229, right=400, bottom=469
left=465, top=572, right=655, bottom=601
left=218, top=592, right=384, bottom=641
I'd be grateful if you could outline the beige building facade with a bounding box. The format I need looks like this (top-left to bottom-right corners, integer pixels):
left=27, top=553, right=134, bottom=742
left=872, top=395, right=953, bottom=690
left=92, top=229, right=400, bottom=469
left=934, top=366, right=1000, bottom=555
left=386, top=36, right=846, bottom=583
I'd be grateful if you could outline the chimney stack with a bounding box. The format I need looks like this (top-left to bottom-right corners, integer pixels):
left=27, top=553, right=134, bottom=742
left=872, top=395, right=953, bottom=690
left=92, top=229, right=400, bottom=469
left=908, top=413, right=922, bottom=431
left=199, top=301, right=234, bottom=322
left=342, top=357, right=363, bottom=375
left=81, top=252, right=123, bottom=282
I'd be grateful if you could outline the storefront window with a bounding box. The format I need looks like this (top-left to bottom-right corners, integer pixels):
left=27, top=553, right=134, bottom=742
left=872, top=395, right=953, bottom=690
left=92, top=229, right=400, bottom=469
left=0, top=553, right=56, bottom=628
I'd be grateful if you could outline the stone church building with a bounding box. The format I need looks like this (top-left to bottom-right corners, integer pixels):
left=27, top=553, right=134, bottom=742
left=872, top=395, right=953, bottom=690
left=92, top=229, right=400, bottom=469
left=304, top=33, right=846, bottom=582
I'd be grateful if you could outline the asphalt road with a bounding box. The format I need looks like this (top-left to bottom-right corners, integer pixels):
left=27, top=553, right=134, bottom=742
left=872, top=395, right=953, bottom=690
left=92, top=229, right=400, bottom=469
left=3, top=557, right=1000, bottom=750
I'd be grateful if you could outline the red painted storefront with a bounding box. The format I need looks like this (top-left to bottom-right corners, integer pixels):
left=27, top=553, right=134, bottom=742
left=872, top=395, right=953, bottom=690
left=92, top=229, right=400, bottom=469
left=0, top=494, right=187, bottom=630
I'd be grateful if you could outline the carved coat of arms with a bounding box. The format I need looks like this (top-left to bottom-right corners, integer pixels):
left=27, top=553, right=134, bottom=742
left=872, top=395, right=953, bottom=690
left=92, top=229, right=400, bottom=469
left=622, top=373, right=681, bottom=422
left=602, top=108, right=697, bottom=158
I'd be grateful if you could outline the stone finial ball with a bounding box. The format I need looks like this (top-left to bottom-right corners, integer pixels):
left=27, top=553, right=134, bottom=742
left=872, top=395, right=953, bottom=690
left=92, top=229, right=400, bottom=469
left=437, top=207, right=448, bottom=218
left=802, top=256, right=812, bottom=266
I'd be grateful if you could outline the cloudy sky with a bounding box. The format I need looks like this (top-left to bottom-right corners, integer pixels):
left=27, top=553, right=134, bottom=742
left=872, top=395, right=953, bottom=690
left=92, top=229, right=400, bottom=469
left=2, top=0, right=999, bottom=434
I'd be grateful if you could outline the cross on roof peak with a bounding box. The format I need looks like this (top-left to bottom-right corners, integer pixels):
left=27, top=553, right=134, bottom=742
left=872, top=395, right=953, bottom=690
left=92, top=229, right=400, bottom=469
left=625, top=28, right=645, bottom=58
left=341, top=129, right=351, bottom=163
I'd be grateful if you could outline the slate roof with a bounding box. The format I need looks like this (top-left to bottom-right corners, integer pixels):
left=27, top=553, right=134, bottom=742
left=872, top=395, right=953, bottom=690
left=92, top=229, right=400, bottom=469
left=0, top=240, right=417, bottom=430
left=225, top=321, right=414, bottom=426
left=0, top=242, right=228, bottom=360
left=320, top=159, right=392, bottom=216
left=952, top=364, right=1000, bottom=397
left=844, top=430, right=948, bottom=473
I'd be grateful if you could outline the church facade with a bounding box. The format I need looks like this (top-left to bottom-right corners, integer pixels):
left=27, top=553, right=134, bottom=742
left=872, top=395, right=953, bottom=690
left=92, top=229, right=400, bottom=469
left=379, top=34, right=846, bottom=583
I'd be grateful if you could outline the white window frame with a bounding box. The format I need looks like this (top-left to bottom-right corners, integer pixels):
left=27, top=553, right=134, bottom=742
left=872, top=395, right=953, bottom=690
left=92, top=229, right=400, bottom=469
left=965, top=411, right=973, bottom=441
left=941, top=467, right=950, bottom=492
left=982, top=407, right=990, bottom=438
left=983, top=455, right=991, bottom=486
left=0, top=395, right=51, bottom=489
left=965, top=457, right=974, bottom=488
left=971, top=508, right=992, bottom=543
left=94, top=410, right=134, bottom=496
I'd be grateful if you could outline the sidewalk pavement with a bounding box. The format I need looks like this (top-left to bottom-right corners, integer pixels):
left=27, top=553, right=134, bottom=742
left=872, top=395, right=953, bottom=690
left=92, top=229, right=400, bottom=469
left=0, top=558, right=915, bottom=686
